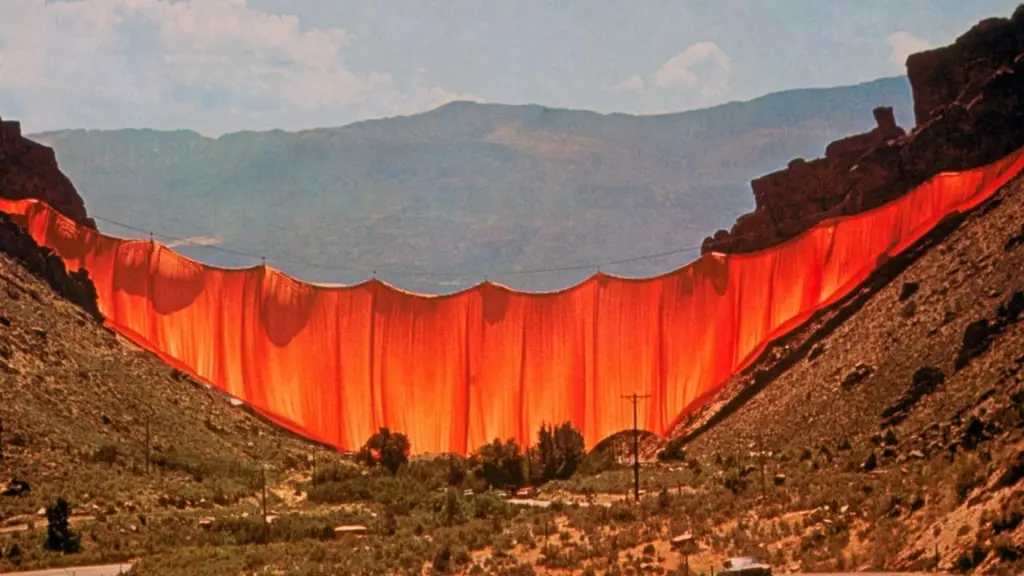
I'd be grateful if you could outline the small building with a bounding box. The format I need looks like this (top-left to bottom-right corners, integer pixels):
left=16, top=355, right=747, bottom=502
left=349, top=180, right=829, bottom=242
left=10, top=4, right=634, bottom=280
left=720, top=556, right=772, bottom=575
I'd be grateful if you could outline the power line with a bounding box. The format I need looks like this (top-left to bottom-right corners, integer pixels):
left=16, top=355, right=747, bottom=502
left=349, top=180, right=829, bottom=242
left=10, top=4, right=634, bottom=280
left=93, top=216, right=257, bottom=259
left=492, top=243, right=706, bottom=277
left=92, top=213, right=708, bottom=280
left=89, top=200, right=847, bottom=285
left=93, top=215, right=467, bottom=278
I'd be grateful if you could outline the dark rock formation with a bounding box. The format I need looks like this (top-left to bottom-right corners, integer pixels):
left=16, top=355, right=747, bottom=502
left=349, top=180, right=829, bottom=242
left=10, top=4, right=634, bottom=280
left=955, top=291, right=1024, bottom=370
left=899, top=281, right=920, bottom=301
left=704, top=6, right=1024, bottom=255
left=0, top=117, right=94, bottom=229
left=702, top=107, right=906, bottom=253
left=881, top=366, right=946, bottom=428
left=1, top=478, right=30, bottom=497
left=907, top=7, right=1024, bottom=125
left=840, top=362, right=874, bottom=391
left=0, top=212, right=102, bottom=321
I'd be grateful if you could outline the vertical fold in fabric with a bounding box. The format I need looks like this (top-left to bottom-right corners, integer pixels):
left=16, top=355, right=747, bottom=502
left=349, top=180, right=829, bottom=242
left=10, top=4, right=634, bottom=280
left=517, top=280, right=594, bottom=449
left=371, top=284, right=471, bottom=454
left=591, top=274, right=664, bottom=441
left=467, top=283, right=526, bottom=449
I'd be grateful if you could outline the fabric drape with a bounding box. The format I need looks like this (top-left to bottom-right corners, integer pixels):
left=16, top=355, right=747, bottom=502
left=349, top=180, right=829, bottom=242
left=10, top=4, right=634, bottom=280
left=3, top=146, right=1023, bottom=454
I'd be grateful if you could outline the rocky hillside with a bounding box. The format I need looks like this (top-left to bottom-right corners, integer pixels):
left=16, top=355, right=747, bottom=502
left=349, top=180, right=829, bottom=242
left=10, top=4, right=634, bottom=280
left=634, top=158, right=1019, bottom=569
left=668, top=119, right=1024, bottom=575
left=30, top=77, right=913, bottom=293
left=704, top=4, right=1024, bottom=254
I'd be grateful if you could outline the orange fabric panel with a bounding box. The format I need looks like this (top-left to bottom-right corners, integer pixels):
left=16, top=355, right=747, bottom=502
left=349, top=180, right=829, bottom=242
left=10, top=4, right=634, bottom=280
left=591, top=274, right=666, bottom=439
left=515, top=281, right=594, bottom=449
left=2, top=145, right=1024, bottom=455
left=371, top=284, right=473, bottom=454
left=659, top=254, right=737, bottom=428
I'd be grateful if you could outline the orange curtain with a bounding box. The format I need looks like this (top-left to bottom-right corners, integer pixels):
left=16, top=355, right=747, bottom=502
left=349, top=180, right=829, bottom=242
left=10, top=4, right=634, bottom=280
left=3, top=146, right=1023, bottom=455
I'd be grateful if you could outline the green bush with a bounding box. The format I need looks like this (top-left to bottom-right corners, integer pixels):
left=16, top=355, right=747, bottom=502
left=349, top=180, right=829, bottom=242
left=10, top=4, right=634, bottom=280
left=447, top=455, right=468, bottom=486
left=313, top=462, right=362, bottom=485
left=355, top=427, right=410, bottom=475
left=44, top=498, right=81, bottom=554
left=433, top=542, right=453, bottom=573
left=212, top=515, right=337, bottom=546
left=308, top=473, right=426, bottom=512
left=3, top=543, right=22, bottom=567
left=435, top=487, right=468, bottom=526
left=577, top=448, right=620, bottom=476
left=152, top=448, right=262, bottom=490
left=473, top=439, right=528, bottom=491
left=473, top=491, right=512, bottom=520
left=535, top=421, right=585, bottom=482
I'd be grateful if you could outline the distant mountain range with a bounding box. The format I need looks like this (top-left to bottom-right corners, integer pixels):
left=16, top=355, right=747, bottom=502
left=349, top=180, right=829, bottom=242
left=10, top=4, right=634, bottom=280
left=31, top=76, right=914, bottom=293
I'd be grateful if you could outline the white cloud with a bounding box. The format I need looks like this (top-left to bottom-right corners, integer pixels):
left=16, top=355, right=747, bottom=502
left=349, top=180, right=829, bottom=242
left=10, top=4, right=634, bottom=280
left=612, top=74, right=645, bottom=94
left=374, top=68, right=486, bottom=117
left=370, top=82, right=486, bottom=118
left=650, top=41, right=731, bottom=101
left=408, top=85, right=486, bottom=111
left=652, top=42, right=730, bottom=87
left=887, top=31, right=932, bottom=70
left=0, top=0, right=479, bottom=134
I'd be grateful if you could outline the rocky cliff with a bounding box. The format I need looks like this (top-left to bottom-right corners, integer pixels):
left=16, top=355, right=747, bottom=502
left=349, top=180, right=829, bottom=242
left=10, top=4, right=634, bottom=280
left=0, top=117, right=94, bottom=228
left=703, top=4, right=1024, bottom=255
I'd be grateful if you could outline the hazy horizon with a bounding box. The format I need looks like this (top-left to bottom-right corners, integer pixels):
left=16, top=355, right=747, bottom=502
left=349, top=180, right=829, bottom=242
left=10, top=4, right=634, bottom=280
left=25, top=75, right=911, bottom=139
left=2, top=1, right=1019, bottom=137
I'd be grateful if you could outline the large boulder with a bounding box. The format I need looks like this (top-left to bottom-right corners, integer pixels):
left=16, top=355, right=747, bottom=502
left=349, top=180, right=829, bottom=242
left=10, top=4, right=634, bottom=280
left=906, top=6, right=1024, bottom=125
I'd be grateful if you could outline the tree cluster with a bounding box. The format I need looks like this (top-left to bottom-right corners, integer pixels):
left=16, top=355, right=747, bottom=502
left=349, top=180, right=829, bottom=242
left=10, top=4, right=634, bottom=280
left=468, top=421, right=586, bottom=491
left=355, top=427, right=411, bottom=475
left=352, top=420, right=587, bottom=491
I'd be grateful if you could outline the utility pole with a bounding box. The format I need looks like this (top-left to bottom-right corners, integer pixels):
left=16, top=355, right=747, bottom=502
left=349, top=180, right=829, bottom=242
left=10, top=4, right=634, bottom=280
left=262, top=465, right=268, bottom=524
left=760, top=452, right=766, bottom=500
left=0, top=414, right=5, bottom=462
left=145, top=414, right=151, bottom=475
left=757, top=433, right=766, bottom=500
left=622, top=393, right=651, bottom=503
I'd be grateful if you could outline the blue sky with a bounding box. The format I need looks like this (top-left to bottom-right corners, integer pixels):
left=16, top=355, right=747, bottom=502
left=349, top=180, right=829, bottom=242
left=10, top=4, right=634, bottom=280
left=1, top=0, right=1020, bottom=136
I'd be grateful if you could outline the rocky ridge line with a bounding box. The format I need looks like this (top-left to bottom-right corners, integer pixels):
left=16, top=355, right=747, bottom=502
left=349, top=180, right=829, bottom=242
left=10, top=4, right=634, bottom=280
left=703, top=5, right=1024, bottom=254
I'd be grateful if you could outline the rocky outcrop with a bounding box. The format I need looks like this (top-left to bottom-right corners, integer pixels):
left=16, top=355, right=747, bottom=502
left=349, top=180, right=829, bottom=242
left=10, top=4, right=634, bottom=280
left=704, top=5, right=1024, bottom=255
left=0, top=117, right=94, bottom=229
left=702, top=107, right=906, bottom=252
left=0, top=212, right=102, bottom=321
left=907, top=9, right=1024, bottom=125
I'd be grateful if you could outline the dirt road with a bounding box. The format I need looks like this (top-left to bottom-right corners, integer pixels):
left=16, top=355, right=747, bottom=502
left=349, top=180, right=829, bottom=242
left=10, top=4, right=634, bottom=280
left=2, top=563, right=133, bottom=576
